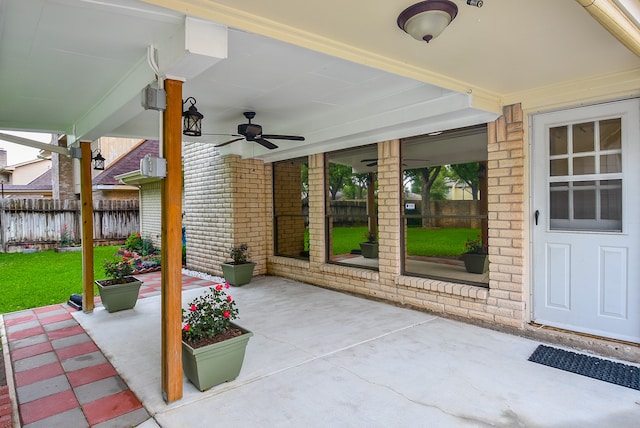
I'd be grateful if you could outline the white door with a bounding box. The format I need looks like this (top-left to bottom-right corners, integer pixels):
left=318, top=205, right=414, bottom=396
left=532, top=99, right=640, bottom=343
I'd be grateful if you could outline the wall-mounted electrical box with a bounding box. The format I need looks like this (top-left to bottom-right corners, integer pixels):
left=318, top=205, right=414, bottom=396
left=140, top=154, right=167, bottom=178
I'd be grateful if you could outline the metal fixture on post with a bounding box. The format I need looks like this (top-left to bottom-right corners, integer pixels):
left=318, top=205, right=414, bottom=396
left=92, top=150, right=105, bottom=170
left=182, top=97, right=203, bottom=137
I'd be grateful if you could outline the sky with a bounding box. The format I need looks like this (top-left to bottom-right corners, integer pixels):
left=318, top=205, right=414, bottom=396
left=0, top=131, right=53, bottom=165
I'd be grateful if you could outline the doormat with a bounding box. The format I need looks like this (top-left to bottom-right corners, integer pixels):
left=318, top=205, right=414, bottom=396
left=528, top=345, right=639, bottom=391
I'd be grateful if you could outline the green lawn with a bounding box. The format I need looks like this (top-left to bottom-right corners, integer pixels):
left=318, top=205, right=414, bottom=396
left=331, top=226, right=480, bottom=257
left=1, top=227, right=477, bottom=313
left=0, top=246, right=120, bottom=313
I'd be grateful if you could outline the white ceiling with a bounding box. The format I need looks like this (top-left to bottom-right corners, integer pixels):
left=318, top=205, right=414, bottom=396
left=0, top=0, right=638, bottom=167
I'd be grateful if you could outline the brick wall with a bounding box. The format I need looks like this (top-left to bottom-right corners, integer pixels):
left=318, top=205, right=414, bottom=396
left=183, top=143, right=233, bottom=276
left=183, top=143, right=270, bottom=277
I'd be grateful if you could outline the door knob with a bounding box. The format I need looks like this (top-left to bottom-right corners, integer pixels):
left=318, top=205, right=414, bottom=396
left=535, top=210, right=540, bottom=225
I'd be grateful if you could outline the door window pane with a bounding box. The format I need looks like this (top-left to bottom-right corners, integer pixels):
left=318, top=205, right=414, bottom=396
left=600, top=179, right=622, bottom=222
left=573, top=122, right=594, bottom=153
left=573, top=181, right=596, bottom=220
left=600, top=154, right=621, bottom=173
left=573, top=156, right=595, bottom=175
left=600, top=119, right=621, bottom=150
left=547, top=116, right=624, bottom=232
left=550, top=182, right=569, bottom=220
left=550, top=159, right=568, bottom=176
left=549, top=126, right=567, bottom=155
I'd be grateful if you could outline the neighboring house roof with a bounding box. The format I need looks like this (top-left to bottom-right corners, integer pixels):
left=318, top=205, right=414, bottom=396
left=28, top=169, right=52, bottom=187
left=0, top=168, right=52, bottom=198
left=93, top=140, right=159, bottom=186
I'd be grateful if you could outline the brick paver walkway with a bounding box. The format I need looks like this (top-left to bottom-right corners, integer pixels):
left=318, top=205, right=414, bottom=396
left=0, top=271, right=219, bottom=427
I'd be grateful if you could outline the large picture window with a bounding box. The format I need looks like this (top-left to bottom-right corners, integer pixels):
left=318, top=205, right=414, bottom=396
left=325, top=145, right=378, bottom=270
left=402, top=126, right=489, bottom=286
left=273, top=157, right=309, bottom=260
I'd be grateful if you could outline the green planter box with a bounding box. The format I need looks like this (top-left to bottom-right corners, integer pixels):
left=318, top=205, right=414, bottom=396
left=462, top=253, right=489, bottom=274
left=359, top=242, right=379, bottom=259
left=182, top=323, right=253, bottom=391
left=221, top=262, right=256, bottom=286
left=96, top=277, right=142, bottom=313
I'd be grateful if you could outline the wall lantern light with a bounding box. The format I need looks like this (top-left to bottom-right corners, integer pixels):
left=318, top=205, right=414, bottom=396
left=92, top=150, right=106, bottom=171
left=397, top=0, right=458, bottom=43
left=182, top=97, right=203, bottom=137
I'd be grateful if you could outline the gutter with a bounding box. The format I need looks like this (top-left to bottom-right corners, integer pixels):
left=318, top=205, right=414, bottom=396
left=576, top=0, right=640, bottom=56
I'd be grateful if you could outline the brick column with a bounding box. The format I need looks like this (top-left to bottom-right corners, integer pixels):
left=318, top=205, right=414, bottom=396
left=52, top=136, right=76, bottom=200
left=377, top=140, right=402, bottom=287
left=307, top=153, right=325, bottom=266
left=486, top=103, right=526, bottom=328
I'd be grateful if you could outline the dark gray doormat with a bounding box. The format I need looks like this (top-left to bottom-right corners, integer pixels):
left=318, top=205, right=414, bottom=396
left=528, top=345, right=639, bottom=390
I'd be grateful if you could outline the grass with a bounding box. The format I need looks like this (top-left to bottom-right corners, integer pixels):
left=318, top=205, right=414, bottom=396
left=0, top=246, right=121, bottom=314
left=331, top=226, right=480, bottom=257
left=1, top=227, right=478, bottom=313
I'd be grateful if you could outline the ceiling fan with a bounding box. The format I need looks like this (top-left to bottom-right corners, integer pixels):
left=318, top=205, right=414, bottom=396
left=213, top=111, right=305, bottom=150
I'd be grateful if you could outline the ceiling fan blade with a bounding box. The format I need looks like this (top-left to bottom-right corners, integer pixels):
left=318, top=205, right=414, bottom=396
left=366, top=162, right=377, bottom=167
left=261, top=134, right=305, bottom=141
left=255, top=138, right=278, bottom=150
left=361, top=158, right=377, bottom=162
left=201, top=133, right=242, bottom=137
left=214, top=137, right=244, bottom=148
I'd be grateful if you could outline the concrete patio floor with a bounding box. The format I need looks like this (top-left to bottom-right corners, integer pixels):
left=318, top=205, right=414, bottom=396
left=4, top=273, right=640, bottom=428
left=76, top=273, right=640, bottom=427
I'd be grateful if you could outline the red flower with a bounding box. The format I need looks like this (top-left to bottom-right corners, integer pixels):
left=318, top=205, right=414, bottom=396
left=227, top=296, right=233, bottom=302
left=183, top=324, right=190, bottom=331
left=189, top=304, right=197, bottom=311
left=215, top=284, right=223, bottom=291
left=223, top=311, right=230, bottom=319
left=225, top=282, right=230, bottom=289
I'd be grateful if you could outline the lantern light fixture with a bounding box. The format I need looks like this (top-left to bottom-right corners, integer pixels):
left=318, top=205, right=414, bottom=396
left=182, top=97, right=203, bottom=137
left=92, top=150, right=105, bottom=171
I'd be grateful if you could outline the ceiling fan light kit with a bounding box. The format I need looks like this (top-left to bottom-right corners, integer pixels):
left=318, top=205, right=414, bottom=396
left=397, top=0, right=458, bottom=43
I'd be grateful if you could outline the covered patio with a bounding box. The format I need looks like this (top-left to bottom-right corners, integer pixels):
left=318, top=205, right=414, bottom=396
left=2, top=271, right=639, bottom=426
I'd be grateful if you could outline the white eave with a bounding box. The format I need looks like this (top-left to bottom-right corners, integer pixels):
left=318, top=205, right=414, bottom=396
left=115, top=170, right=163, bottom=185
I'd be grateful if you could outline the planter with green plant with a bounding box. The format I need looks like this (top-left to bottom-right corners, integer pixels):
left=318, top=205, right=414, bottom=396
left=182, top=284, right=252, bottom=391
left=220, top=244, right=256, bottom=286
left=96, top=255, right=143, bottom=312
left=359, top=230, right=379, bottom=259
left=461, top=235, right=488, bottom=274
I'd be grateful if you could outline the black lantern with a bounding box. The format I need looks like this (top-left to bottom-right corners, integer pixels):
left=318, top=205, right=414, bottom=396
left=182, top=97, right=203, bottom=137
left=92, top=150, right=106, bottom=171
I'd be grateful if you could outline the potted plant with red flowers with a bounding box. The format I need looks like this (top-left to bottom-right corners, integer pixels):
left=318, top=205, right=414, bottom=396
left=461, top=235, right=488, bottom=274
left=95, top=255, right=143, bottom=313
left=182, top=283, right=253, bottom=391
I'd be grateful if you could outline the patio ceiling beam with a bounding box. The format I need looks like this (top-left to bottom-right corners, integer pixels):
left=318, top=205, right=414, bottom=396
left=70, top=17, right=227, bottom=144
left=0, top=133, right=69, bottom=156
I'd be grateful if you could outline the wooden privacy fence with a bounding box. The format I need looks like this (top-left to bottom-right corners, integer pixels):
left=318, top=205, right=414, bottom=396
left=0, top=199, right=140, bottom=253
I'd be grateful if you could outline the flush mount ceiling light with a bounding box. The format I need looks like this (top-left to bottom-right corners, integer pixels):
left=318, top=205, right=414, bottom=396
left=397, top=0, right=458, bottom=43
